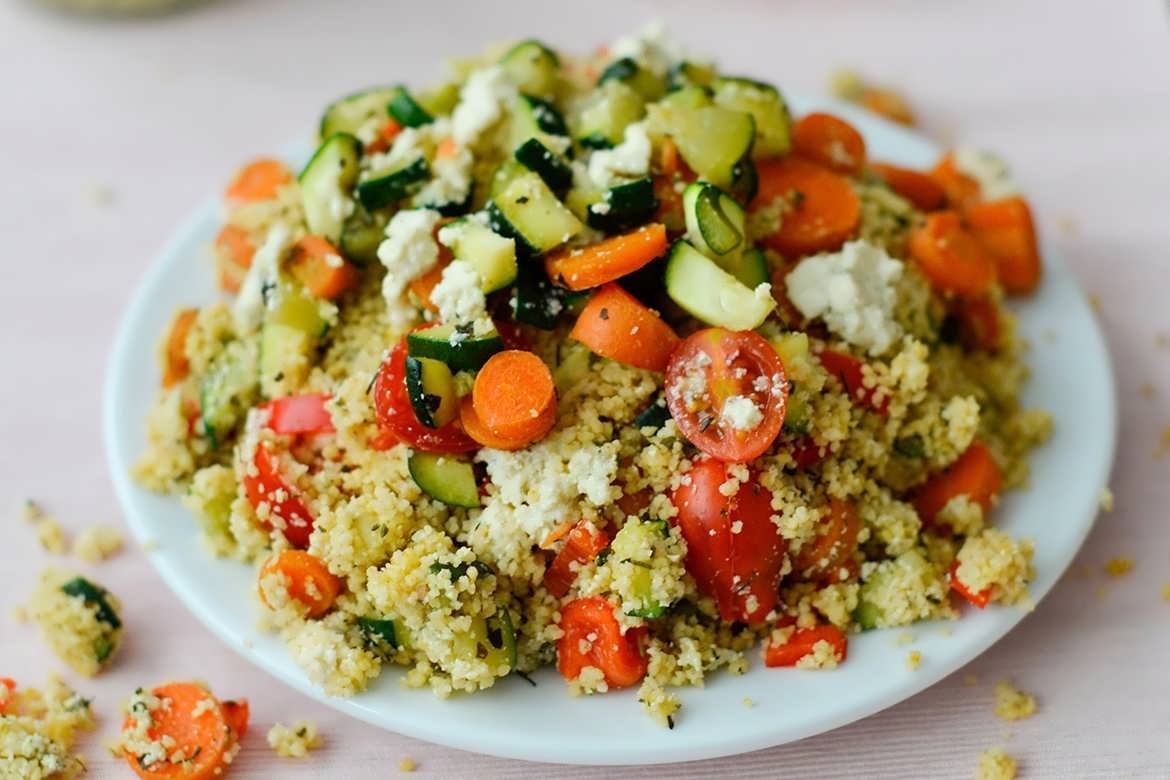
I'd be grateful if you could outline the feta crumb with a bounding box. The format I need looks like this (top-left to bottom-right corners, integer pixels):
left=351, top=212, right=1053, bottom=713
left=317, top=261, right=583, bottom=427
left=234, top=221, right=293, bottom=334
left=451, top=66, right=516, bottom=146
left=431, top=259, right=489, bottom=330
left=953, top=146, right=1020, bottom=201
left=588, top=122, right=651, bottom=186
left=267, top=720, right=323, bottom=758
left=377, top=209, right=442, bottom=332
left=609, top=20, right=684, bottom=77
left=720, top=395, right=763, bottom=431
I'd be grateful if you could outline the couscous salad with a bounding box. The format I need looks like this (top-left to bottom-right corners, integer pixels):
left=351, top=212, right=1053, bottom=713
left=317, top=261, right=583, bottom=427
left=135, top=24, right=1050, bottom=724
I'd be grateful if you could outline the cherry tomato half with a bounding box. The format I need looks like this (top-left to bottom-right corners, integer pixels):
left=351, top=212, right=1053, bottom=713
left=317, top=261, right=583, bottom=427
left=671, top=460, right=786, bottom=624
left=372, top=339, right=478, bottom=454
left=556, top=597, right=648, bottom=689
left=664, top=328, right=788, bottom=463
left=242, top=443, right=315, bottom=548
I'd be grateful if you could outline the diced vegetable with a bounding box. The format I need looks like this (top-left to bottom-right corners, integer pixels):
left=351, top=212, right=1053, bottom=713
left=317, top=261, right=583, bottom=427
left=406, top=323, right=503, bottom=372
left=908, top=211, right=998, bottom=297
left=408, top=452, right=481, bottom=508
left=357, top=157, right=430, bottom=212
left=544, top=520, right=610, bottom=597
left=663, top=240, right=774, bottom=330
left=683, top=182, right=745, bottom=257
left=404, top=355, right=458, bottom=429
left=569, top=283, right=680, bottom=372
left=556, top=597, right=647, bottom=688
left=792, top=112, right=867, bottom=174
left=545, top=223, right=667, bottom=291
left=965, top=196, right=1041, bottom=295
left=472, top=350, right=557, bottom=444
left=499, top=39, right=561, bottom=100
left=200, top=340, right=259, bottom=447
left=752, top=156, right=860, bottom=256
left=265, top=393, right=334, bottom=435
left=488, top=171, right=583, bottom=256
left=575, top=80, right=645, bottom=149
left=299, top=133, right=361, bottom=243
left=764, top=625, right=847, bottom=667
left=258, top=550, right=341, bottom=617
left=387, top=85, right=433, bottom=128
left=162, top=308, right=198, bottom=388
left=654, top=104, right=755, bottom=190
left=289, top=235, right=361, bottom=300
left=913, top=441, right=1003, bottom=526
left=712, top=76, right=791, bottom=158
left=440, top=218, right=518, bottom=293
left=586, top=177, right=659, bottom=232
left=243, top=444, right=315, bottom=548
left=226, top=158, right=293, bottom=204
left=318, top=86, right=398, bottom=141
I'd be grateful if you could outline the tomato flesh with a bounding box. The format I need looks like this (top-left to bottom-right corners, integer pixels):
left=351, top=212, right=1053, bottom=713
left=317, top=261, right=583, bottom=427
left=373, top=339, right=478, bottom=454
left=817, top=348, right=889, bottom=415
left=556, top=597, right=647, bottom=688
left=665, top=328, right=787, bottom=463
left=671, top=460, right=786, bottom=624
left=790, top=499, right=861, bottom=584
left=265, top=393, right=335, bottom=435
left=544, top=521, right=610, bottom=598
left=765, top=625, right=848, bottom=667
left=242, top=443, right=315, bottom=548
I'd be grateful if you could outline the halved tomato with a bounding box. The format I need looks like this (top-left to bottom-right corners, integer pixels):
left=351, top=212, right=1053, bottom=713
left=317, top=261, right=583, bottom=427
left=372, top=339, right=478, bottom=454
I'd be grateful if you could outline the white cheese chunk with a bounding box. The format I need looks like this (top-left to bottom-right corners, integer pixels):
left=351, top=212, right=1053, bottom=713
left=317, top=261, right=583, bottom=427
left=430, top=258, right=492, bottom=336
left=451, top=66, right=516, bottom=146
left=414, top=145, right=473, bottom=209
left=720, top=395, right=764, bottom=431
left=609, top=20, right=684, bottom=77
left=587, top=121, right=651, bottom=187
left=233, top=221, right=293, bottom=334
left=376, top=208, right=442, bottom=332
left=953, top=146, right=1020, bottom=201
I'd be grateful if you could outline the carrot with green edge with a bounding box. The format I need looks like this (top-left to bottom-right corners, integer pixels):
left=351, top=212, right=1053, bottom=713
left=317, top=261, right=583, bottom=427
left=870, top=162, right=946, bottom=211
left=258, top=550, right=342, bottom=618
left=569, top=283, right=679, bottom=372
left=289, top=235, right=361, bottom=300
left=544, top=520, right=611, bottom=598
left=965, top=196, right=1041, bottom=295
left=765, top=625, right=848, bottom=667
left=162, top=309, right=198, bottom=388
left=545, top=223, right=667, bottom=291
left=472, top=350, right=557, bottom=443
left=214, top=224, right=255, bottom=294
left=225, top=158, right=292, bottom=204
left=752, top=157, right=860, bottom=257
left=793, top=112, right=867, bottom=174
left=930, top=152, right=981, bottom=209
left=914, top=441, right=1003, bottom=526
left=122, top=682, right=235, bottom=780
left=221, top=699, right=249, bottom=740
left=908, top=211, right=997, bottom=298
left=459, top=395, right=550, bottom=451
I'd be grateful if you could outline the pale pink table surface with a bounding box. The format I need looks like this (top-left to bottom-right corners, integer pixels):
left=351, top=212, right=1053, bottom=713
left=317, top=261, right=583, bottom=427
left=2, top=0, right=1169, bottom=776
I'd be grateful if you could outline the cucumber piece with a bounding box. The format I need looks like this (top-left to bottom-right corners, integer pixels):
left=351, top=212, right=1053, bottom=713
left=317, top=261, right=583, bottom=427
left=664, top=240, right=775, bottom=330
left=339, top=204, right=389, bottom=265
left=668, top=61, right=716, bottom=90
left=514, top=137, right=572, bottom=195
left=657, top=105, right=755, bottom=190
left=554, top=340, right=592, bottom=393
left=597, top=57, right=666, bottom=101
left=499, top=39, right=561, bottom=100
left=357, top=156, right=430, bottom=211
left=299, top=133, right=361, bottom=243
left=634, top=394, right=670, bottom=430
left=438, top=218, right=518, bottom=293
left=488, top=159, right=529, bottom=199
left=404, top=355, right=457, bottom=428
left=319, top=87, right=396, bottom=141
left=387, top=85, right=433, bottom=128
left=259, top=322, right=312, bottom=397
left=782, top=394, right=811, bottom=435
left=200, top=339, right=259, bottom=447
left=683, top=182, right=745, bottom=257
left=510, top=94, right=570, bottom=152
left=511, top=261, right=564, bottom=330
left=575, top=80, right=645, bottom=149
left=587, top=177, right=658, bottom=233
left=61, top=577, right=121, bottom=629
left=723, top=246, right=770, bottom=289
left=408, top=452, right=481, bottom=508
left=660, top=84, right=712, bottom=110
left=266, top=281, right=330, bottom=336
left=407, top=323, right=503, bottom=372
left=713, top=76, right=792, bottom=158
left=488, top=171, right=582, bottom=255
left=357, top=616, right=399, bottom=655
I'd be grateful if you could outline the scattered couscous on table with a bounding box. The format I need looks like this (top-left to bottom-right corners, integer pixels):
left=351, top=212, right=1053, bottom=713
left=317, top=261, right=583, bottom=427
left=134, top=23, right=1051, bottom=725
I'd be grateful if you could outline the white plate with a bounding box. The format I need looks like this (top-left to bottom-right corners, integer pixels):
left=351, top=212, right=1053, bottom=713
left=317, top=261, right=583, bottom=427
left=103, top=95, right=1116, bottom=766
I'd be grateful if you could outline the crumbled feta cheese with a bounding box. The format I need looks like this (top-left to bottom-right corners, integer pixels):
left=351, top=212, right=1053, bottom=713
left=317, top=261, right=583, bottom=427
left=234, top=221, right=293, bottom=334
left=451, top=66, right=516, bottom=146
left=609, top=20, right=684, bottom=76
left=720, top=395, right=763, bottom=431
left=414, top=146, right=473, bottom=209
left=953, top=146, right=1020, bottom=201
left=377, top=209, right=442, bottom=331
left=587, top=122, right=651, bottom=186
left=430, top=259, right=487, bottom=328
left=785, top=240, right=904, bottom=355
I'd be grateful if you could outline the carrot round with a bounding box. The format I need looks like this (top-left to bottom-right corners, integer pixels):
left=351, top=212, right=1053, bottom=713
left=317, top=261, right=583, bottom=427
left=792, top=112, right=867, bottom=175
left=459, top=395, right=549, bottom=451
left=870, top=162, right=946, bottom=212
left=930, top=152, right=981, bottom=210
left=472, top=350, right=557, bottom=443
left=965, top=196, right=1041, bottom=295
left=225, top=158, right=292, bottom=204
left=545, top=223, right=667, bottom=291
left=908, top=211, right=997, bottom=298
left=569, top=283, right=680, bottom=372
left=122, top=682, right=235, bottom=780
left=752, top=157, right=860, bottom=257
left=162, top=308, right=199, bottom=388
left=914, top=441, right=1004, bottom=526
left=289, top=235, right=361, bottom=300
left=258, top=550, right=342, bottom=618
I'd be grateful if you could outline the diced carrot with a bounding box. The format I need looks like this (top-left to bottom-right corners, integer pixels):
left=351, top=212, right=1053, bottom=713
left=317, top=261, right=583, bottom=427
left=765, top=625, right=848, bottom=667
left=948, top=560, right=991, bottom=609
left=214, top=224, right=255, bottom=294
left=0, top=678, right=16, bottom=714
left=472, top=350, right=557, bottom=443
left=545, top=223, right=667, bottom=291
left=870, top=162, right=946, bottom=211
left=953, top=295, right=1002, bottom=353
left=368, top=429, right=400, bottom=451
left=914, top=441, right=1004, bottom=526
left=162, top=309, right=199, bottom=388
left=557, top=597, right=647, bottom=688
left=364, top=118, right=403, bottom=154
left=965, top=196, right=1041, bottom=295
left=817, top=349, right=888, bottom=415
left=753, top=157, right=860, bottom=257
left=659, top=137, right=681, bottom=177
left=908, top=211, right=998, bottom=298
left=544, top=520, right=611, bottom=598
left=122, top=682, right=235, bottom=780
left=221, top=699, right=250, bottom=740
left=860, top=87, right=915, bottom=126
left=408, top=260, right=450, bottom=313
left=258, top=550, right=342, bottom=618
left=459, top=395, right=547, bottom=451
left=225, top=158, right=292, bottom=204
left=792, top=112, right=867, bottom=175
left=930, top=152, right=981, bottom=210
left=289, top=235, right=361, bottom=300
left=435, top=137, right=459, bottom=159
left=569, top=283, right=680, bottom=373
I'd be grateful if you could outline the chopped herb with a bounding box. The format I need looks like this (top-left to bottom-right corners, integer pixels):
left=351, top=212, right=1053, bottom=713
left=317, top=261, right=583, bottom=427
left=61, top=577, right=121, bottom=629
left=516, top=670, right=538, bottom=687
left=357, top=616, right=399, bottom=650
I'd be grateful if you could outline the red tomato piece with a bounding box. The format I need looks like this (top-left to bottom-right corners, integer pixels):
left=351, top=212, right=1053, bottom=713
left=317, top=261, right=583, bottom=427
left=817, top=348, right=889, bottom=415
left=372, top=340, right=478, bottom=454
left=265, top=393, right=335, bottom=435
left=664, top=328, right=788, bottom=463
left=556, top=597, right=648, bottom=689
left=242, top=443, right=315, bottom=548
left=544, top=521, right=611, bottom=598
left=790, top=499, right=861, bottom=584
left=671, top=460, right=786, bottom=624
left=765, top=625, right=848, bottom=667
left=948, top=560, right=991, bottom=609
left=788, top=436, right=825, bottom=469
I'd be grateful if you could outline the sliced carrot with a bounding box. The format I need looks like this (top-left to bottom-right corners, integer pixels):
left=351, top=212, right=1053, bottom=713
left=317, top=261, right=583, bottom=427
left=914, top=441, right=1004, bottom=526
left=544, top=520, right=611, bottom=598
left=953, top=295, right=1002, bottom=353
left=765, top=625, right=848, bottom=667
left=472, top=350, right=557, bottom=443
left=162, top=309, right=199, bottom=388
left=258, top=550, right=342, bottom=618
left=965, top=196, right=1041, bottom=295
left=225, top=158, right=292, bottom=204
left=364, top=118, right=403, bottom=154
left=289, top=235, right=361, bottom=300
left=753, top=157, right=860, bottom=257
left=122, top=682, right=234, bottom=780
left=569, top=283, right=680, bottom=372
left=908, top=211, right=998, bottom=298
left=459, top=395, right=549, bottom=451
left=221, top=699, right=250, bottom=740
left=214, top=224, right=255, bottom=294
left=870, top=162, right=946, bottom=212
left=930, top=152, right=981, bottom=210
left=792, top=112, right=867, bottom=175
left=545, top=223, right=667, bottom=291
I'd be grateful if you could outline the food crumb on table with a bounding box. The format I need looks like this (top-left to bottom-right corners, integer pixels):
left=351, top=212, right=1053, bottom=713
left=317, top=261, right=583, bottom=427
left=906, top=650, right=922, bottom=671
left=1161, top=583, right=1170, bottom=603
left=0, top=675, right=96, bottom=780
left=267, top=720, right=323, bottom=758
left=1158, top=424, right=1170, bottom=458
left=399, top=757, right=418, bottom=772
left=1103, top=557, right=1133, bottom=578
left=35, top=518, right=69, bottom=554
left=1139, top=383, right=1156, bottom=399
left=976, top=747, right=1018, bottom=780
left=895, top=631, right=915, bottom=646
left=1097, top=487, right=1114, bottom=512
left=994, top=680, right=1036, bottom=722
left=742, top=697, right=755, bottom=708
left=21, top=498, right=45, bottom=523
left=963, top=673, right=980, bottom=686
left=26, top=568, right=123, bottom=677
left=72, top=525, right=124, bottom=563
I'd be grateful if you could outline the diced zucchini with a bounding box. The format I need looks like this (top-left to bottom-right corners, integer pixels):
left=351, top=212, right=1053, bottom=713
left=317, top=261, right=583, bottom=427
left=513, top=137, right=572, bottom=195
left=512, top=261, right=565, bottom=330
left=339, top=204, right=390, bottom=265
left=387, top=85, right=433, bottom=128
left=683, top=182, right=745, bottom=257
left=406, top=323, right=503, bottom=372
left=488, top=159, right=529, bottom=199
left=488, top=171, right=582, bottom=255
left=660, top=84, right=712, bottom=110
left=587, top=177, right=658, bottom=233
left=266, top=281, right=331, bottom=336
left=417, top=82, right=461, bottom=117
left=597, top=57, right=667, bottom=101
left=408, top=452, right=481, bottom=508
left=404, top=355, right=457, bottom=428
left=61, top=577, right=121, bottom=629
left=499, top=39, right=561, bottom=100
left=460, top=607, right=517, bottom=672
left=318, top=87, right=396, bottom=141
left=728, top=155, right=759, bottom=204
left=554, top=340, right=591, bottom=393
left=357, top=616, right=399, bottom=656
left=439, top=219, right=518, bottom=293
left=259, top=322, right=312, bottom=397
left=574, top=80, right=645, bottom=149
left=200, top=339, right=259, bottom=447
left=668, top=60, right=716, bottom=90
left=357, top=157, right=430, bottom=211
left=853, top=601, right=882, bottom=630
left=664, top=240, right=774, bottom=330
left=634, top=394, right=671, bottom=431
left=713, top=76, right=792, bottom=158
left=654, top=104, right=755, bottom=190
left=299, top=133, right=361, bottom=243
left=509, top=94, right=570, bottom=153
left=610, top=518, right=671, bottom=617
left=723, top=246, right=770, bottom=289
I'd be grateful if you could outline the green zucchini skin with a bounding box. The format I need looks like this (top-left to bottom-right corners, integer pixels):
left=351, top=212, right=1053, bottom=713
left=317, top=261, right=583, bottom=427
left=356, top=157, right=430, bottom=211
left=408, top=451, right=481, bottom=508
left=387, top=85, right=434, bottom=128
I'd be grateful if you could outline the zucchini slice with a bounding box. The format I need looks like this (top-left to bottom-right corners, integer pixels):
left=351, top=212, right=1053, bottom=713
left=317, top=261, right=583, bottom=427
left=586, top=177, right=658, bottom=232
left=574, top=80, right=645, bottom=149
left=713, top=76, right=792, bottom=158
left=513, top=137, right=572, bottom=195
left=683, top=182, right=745, bottom=256
left=664, top=240, right=774, bottom=330
left=657, top=105, right=755, bottom=190
left=597, top=56, right=667, bottom=101
left=406, top=323, right=503, bottom=372
left=339, top=204, right=390, bottom=265
left=438, top=219, right=518, bottom=293
left=634, top=394, right=671, bottom=431
left=510, top=94, right=570, bottom=152
left=408, top=452, right=481, bottom=508
left=387, top=85, right=433, bottom=128
left=488, top=171, right=582, bottom=256
left=61, top=577, right=121, bottom=629
left=357, top=156, right=430, bottom=211
left=299, top=133, right=361, bottom=243
left=499, top=39, right=561, bottom=100
left=553, top=340, right=592, bottom=393
left=319, top=87, right=396, bottom=142
left=723, top=246, right=770, bottom=289
left=668, top=60, right=716, bottom=90
left=660, top=84, right=713, bottom=110
left=200, top=339, right=259, bottom=447
left=404, top=355, right=457, bottom=428
left=259, top=322, right=312, bottom=398
left=511, top=261, right=565, bottom=330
